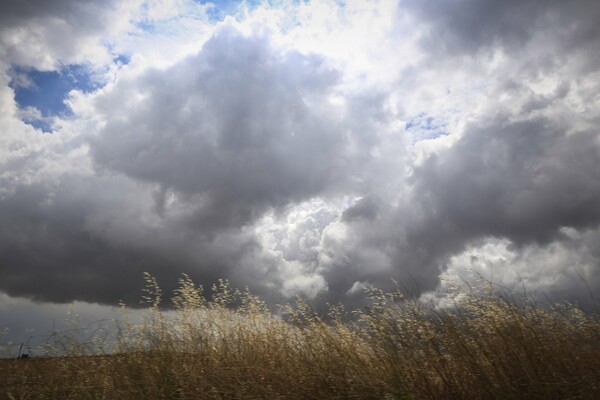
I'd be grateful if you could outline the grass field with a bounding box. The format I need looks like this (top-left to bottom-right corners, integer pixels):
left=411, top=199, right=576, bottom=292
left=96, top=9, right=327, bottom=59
left=1, top=274, right=599, bottom=399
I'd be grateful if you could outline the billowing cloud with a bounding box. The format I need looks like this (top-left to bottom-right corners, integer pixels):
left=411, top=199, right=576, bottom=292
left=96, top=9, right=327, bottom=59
left=403, top=0, right=600, bottom=60
left=90, top=27, right=346, bottom=229
left=413, top=115, right=600, bottom=246
left=0, top=0, right=125, bottom=69
left=0, top=0, right=599, bottom=325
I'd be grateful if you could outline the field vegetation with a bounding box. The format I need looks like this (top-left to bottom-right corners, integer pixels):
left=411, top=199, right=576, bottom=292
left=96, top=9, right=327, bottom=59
left=1, top=274, right=599, bottom=399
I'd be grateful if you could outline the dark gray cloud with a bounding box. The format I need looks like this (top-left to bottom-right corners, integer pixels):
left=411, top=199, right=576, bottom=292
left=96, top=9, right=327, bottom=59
left=404, top=0, right=600, bottom=60
left=91, top=27, right=361, bottom=233
left=0, top=25, right=390, bottom=305
left=1, top=1, right=600, bottom=313
left=412, top=115, right=600, bottom=246
left=0, top=0, right=120, bottom=68
left=0, top=170, right=275, bottom=305
left=0, top=0, right=112, bottom=29
left=317, top=110, right=600, bottom=306
left=0, top=176, right=165, bottom=304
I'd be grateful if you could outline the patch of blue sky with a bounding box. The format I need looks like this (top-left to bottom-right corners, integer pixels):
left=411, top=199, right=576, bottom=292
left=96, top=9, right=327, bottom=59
left=134, top=12, right=206, bottom=36
left=405, top=113, right=448, bottom=140
left=136, top=20, right=157, bottom=34
left=97, top=37, right=131, bottom=66
left=196, top=0, right=264, bottom=21
left=10, top=63, right=103, bottom=132
left=113, top=54, right=131, bottom=66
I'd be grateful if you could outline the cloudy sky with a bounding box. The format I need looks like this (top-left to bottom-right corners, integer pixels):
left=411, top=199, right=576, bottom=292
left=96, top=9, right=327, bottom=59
left=2, top=0, right=600, bottom=348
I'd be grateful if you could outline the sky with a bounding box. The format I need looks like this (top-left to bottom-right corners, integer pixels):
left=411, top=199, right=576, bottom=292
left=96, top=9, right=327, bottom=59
left=1, top=0, right=600, bottom=351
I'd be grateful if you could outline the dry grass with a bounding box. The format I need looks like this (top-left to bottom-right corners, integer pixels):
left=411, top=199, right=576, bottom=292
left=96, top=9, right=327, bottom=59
left=1, top=274, right=599, bottom=399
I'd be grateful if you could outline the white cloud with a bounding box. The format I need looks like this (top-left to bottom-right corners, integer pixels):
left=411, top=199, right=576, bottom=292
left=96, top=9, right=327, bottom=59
left=426, top=231, right=600, bottom=308
left=1, top=0, right=599, bottom=314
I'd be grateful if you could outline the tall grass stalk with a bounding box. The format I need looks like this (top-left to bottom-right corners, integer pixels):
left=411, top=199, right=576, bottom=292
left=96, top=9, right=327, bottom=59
left=1, top=274, right=598, bottom=399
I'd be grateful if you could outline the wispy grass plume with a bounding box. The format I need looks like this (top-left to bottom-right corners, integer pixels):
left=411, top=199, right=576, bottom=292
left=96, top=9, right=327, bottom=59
left=1, top=274, right=598, bottom=399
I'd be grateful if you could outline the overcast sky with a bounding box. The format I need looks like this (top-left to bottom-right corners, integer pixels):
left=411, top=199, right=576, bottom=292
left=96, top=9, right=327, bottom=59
left=2, top=0, right=600, bottom=349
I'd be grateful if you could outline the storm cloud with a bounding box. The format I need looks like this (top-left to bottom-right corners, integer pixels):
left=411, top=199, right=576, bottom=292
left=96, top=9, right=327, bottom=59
left=1, top=0, right=599, bottom=319
left=403, top=0, right=600, bottom=59
left=91, top=28, right=346, bottom=230
left=0, top=0, right=123, bottom=69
